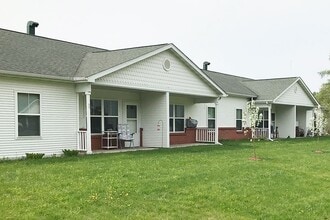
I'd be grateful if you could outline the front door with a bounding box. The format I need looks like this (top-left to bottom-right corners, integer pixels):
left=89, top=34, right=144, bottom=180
left=124, top=103, right=140, bottom=147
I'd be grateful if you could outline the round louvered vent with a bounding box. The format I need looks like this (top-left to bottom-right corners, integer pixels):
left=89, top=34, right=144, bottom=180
left=163, top=59, right=171, bottom=71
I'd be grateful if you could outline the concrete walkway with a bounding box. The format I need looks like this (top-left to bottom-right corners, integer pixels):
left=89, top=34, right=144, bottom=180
left=92, top=143, right=216, bottom=154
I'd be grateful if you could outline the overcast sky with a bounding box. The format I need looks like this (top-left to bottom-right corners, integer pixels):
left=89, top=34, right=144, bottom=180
left=1, top=0, right=329, bottom=92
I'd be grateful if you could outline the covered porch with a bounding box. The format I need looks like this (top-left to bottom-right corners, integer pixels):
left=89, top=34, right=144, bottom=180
left=76, top=85, right=221, bottom=153
left=254, top=103, right=315, bottom=139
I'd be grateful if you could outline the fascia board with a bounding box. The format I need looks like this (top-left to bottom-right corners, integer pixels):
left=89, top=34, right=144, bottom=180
left=273, top=78, right=300, bottom=103
left=169, top=44, right=228, bottom=97
left=273, top=77, right=319, bottom=107
left=297, top=78, right=320, bottom=106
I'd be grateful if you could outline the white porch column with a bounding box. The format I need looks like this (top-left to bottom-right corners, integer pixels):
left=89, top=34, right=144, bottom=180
left=293, top=105, right=297, bottom=138
left=85, top=91, right=92, bottom=154
left=268, top=104, right=272, bottom=140
left=165, top=92, right=170, bottom=148
left=214, top=97, right=220, bottom=144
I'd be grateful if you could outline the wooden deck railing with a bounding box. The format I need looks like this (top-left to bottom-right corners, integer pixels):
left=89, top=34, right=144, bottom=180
left=77, top=130, right=87, bottom=151
left=196, top=128, right=215, bottom=143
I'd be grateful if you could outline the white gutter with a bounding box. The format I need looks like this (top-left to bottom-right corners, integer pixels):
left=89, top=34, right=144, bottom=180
left=0, top=69, right=86, bottom=82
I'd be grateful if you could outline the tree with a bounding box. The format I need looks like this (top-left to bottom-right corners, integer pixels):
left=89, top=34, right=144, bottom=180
left=243, top=100, right=263, bottom=160
left=319, top=54, right=330, bottom=78
left=316, top=55, right=330, bottom=134
left=318, top=70, right=330, bottom=78
left=315, top=83, right=330, bottom=134
left=313, top=105, right=327, bottom=136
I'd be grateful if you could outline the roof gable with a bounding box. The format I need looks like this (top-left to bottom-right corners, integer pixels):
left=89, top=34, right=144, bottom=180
left=95, top=49, right=223, bottom=97
left=242, top=77, right=298, bottom=101
left=274, top=79, right=318, bottom=106
left=87, top=44, right=226, bottom=96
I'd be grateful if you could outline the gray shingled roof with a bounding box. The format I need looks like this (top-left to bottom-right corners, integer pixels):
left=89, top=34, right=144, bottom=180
left=203, top=70, right=257, bottom=97
left=0, top=28, right=307, bottom=103
left=0, top=28, right=168, bottom=79
left=75, top=44, right=168, bottom=77
left=242, top=77, right=298, bottom=101
left=203, top=69, right=300, bottom=101
left=0, top=28, right=106, bottom=77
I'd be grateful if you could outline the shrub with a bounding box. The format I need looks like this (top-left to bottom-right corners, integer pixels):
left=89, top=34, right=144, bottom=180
left=62, top=149, right=79, bottom=157
left=25, top=153, right=45, bottom=160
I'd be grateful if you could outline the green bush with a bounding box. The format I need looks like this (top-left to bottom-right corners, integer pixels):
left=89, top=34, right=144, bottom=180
left=62, top=149, right=79, bottom=157
left=25, top=153, right=45, bottom=160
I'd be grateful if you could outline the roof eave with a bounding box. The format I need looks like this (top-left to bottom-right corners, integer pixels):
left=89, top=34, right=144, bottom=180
left=255, top=100, right=273, bottom=103
left=227, top=92, right=257, bottom=98
left=297, top=77, right=320, bottom=106
left=0, top=69, right=76, bottom=82
left=168, top=44, right=227, bottom=97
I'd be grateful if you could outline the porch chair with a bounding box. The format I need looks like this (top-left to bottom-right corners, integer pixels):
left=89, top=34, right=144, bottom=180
left=118, top=124, right=135, bottom=148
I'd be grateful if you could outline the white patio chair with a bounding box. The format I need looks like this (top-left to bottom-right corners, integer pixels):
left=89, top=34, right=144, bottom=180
left=118, top=124, right=135, bottom=148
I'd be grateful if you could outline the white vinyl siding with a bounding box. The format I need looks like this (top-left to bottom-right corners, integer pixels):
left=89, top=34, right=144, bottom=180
left=96, top=50, right=218, bottom=97
left=275, top=82, right=314, bottom=106
left=275, top=105, right=296, bottom=138
left=140, top=92, right=169, bottom=148
left=218, top=97, right=247, bottom=128
left=0, top=76, right=77, bottom=158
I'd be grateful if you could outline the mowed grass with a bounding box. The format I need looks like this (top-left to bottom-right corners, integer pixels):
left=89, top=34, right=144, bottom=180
left=0, top=137, right=329, bottom=219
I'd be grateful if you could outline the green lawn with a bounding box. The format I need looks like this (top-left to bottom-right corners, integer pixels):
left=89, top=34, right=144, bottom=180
left=1, top=137, right=329, bottom=219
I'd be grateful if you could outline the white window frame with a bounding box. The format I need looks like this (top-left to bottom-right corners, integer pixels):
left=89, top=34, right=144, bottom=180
left=208, top=107, right=216, bottom=129
left=16, top=92, right=42, bottom=138
left=258, top=109, right=269, bottom=129
left=169, top=104, right=185, bottom=132
left=236, top=109, right=243, bottom=131
left=91, top=99, right=119, bottom=134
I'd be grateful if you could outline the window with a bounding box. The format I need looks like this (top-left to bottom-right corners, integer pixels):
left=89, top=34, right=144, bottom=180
left=257, top=109, right=269, bottom=128
left=91, top=99, right=118, bottom=133
left=126, top=105, right=138, bottom=133
left=236, top=109, right=242, bottom=130
left=17, top=93, right=40, bottom=136
left=104, top=100, right=118, bottom=131
left=208, top=107, right=215, bottom=128
left=169, top=104, right=184, bottom=132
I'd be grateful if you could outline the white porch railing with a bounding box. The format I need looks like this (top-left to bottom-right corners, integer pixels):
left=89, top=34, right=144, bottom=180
left=196, top=128, right=215, bottom=143
left=255, top=128, right=269, bottom=139
left=77, top=130, right=87, bottom=151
